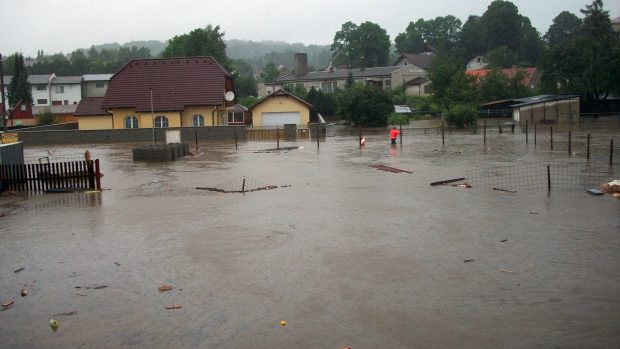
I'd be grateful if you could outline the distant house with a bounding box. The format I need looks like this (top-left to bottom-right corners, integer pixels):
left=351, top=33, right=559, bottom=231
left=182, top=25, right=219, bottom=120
left=29, top=74, right=83, bottom=107
left=466, top=67, right=540, bottom=90
left=393, top=52, right=436, bottom=73
left=33, top=104, right=79, bottom=124
left=83, top=74, right=113, bottom=98
left=405, top=77, right=431, bottom=96
left=7, top=100, right=35, bottom=127
left=75, top=97, right=112, bottom=129
left=96, top=56, right=235, bottom=130
left=612, top=17, right=620, bottom=32
left=466, top=55, right=487, bottom=70
left=249, top=89, right=314, bottom=127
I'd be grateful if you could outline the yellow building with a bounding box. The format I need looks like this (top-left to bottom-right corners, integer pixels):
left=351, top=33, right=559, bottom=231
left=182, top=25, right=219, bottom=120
left=77, top=56, right=235, bottom=130
left=249, top=89, right=313, bottom=127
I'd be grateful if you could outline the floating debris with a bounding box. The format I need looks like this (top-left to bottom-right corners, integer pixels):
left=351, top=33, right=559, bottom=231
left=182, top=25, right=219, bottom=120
left=280, top=320, right=287, bottom=327
left=369, top=164, right=412, bottom=173
left=464, top=259, right=475, bottom=263
left=493, top=187, right=517, bottom=193
left=50, top=319, right=59, bottom=331
left=52, top=311, right=77, bottom=317
left=158, top=285, right=173, bottom=292
left=1, top=300, right=14, bottom=311
left=196, top=176, right=277, bottom=193
left=430, top=178, right=466, bottom=186
left=14, top=267, right=25, bottom=273
left=165, top=304, right=182, bottom=310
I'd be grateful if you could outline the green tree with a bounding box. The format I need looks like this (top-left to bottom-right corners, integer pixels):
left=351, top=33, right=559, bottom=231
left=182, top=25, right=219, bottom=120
left=260, top=63, right=279, bottom=83
left=460, top=15, right=486, bottom=57
left=36, top=108, right=55, bottom=125
left=484, top=46, right=518, bottom=68
left=331, top=21, right=390, bottom=68
left=230, top=58, right=255, bottom=77
left=479, top=69, right=511, bottom=102
left=234, top=75, right=257, bottom=98
left=7, top=53, right=32, bottom=108
left=544, top=11, right=582, bottom=47
left=69, top=49, right=90, bottom=75
left=444, top=104, right=478, bottom=128
left=335, top=85, right=392, bottom=127
left=162, top=25, right=229, bottom=67
left=306, top=87, right=336, bottom=117
left=427, top=51, right=478, bottom=108
left=395, top=16, right=462, bottom=54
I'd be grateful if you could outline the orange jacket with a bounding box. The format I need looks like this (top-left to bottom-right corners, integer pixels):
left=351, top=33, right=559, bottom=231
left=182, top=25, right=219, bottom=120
left=390, top=128, right=400, bottom=139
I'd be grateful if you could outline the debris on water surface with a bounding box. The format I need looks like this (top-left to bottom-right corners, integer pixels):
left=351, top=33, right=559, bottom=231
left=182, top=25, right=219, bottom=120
left=464, top=259, right=475, bottom=263
left=158, top=285, right=173, bottom=292
left=493, top=187, right=516, bottom=193
left=165, top=304, right=182, bottom=310
left=14, top=267, right=25, bottom=273
left=369, top=164, right=412, bottom=173
left=50, top=319, right=59, bottom=331
left=430, top=178, right=466, bottom=186
left=21, top=287, right=28, bottom=297
left=280, top=320, right=287, bottom=327
left=52, top=311, right=77, bottom=317
left=1, top=300, right=15, bottom=311
left=500, top=239, right=507, bottom=243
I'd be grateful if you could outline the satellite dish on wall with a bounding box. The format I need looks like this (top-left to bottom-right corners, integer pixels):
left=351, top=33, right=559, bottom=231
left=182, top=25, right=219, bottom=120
left=224, top=91, right=235, bottom=102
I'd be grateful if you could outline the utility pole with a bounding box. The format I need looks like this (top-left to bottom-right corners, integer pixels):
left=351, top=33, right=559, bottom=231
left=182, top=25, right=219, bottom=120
left=0, top=53, right=7, bottom=132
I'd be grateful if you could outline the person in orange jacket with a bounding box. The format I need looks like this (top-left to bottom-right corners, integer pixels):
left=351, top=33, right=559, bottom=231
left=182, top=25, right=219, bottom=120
left=389, top=126, right=400, bottom=144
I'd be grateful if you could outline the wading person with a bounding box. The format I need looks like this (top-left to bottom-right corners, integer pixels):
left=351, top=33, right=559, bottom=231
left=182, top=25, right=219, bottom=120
left=390, top=126, right=400, bottom=145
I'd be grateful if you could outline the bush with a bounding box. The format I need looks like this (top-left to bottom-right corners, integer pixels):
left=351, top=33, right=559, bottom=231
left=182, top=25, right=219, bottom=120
left=388, top=112, right=409, bottom=125
left=36, top=109, right=55, bottom=125
left=335, top=85, right=392, bottom=127
left=444, top=104, right=478, bottom=128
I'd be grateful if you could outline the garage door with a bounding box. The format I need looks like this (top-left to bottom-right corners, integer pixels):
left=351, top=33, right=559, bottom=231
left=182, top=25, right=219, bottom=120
left=261, top=112, right=301, bottom=126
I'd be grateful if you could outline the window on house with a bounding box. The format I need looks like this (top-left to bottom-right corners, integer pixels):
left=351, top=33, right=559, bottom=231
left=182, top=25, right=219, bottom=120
left=385, top=80, right=391, bottom=90
left=21, top=104, right=26, bottom=111
left=37, top=99, right=47, bottom=105
left=64, top=100, right=68, bottom=105
left=321, top=81, right=337, bottom=94
left=423, top=84, right=431, bottom=94
left=227, top=111, right=244, bottom=124
left=54, top=85, right=64, bottom=93
left=95, top=82, right=105, bottom=88
left=154, top=116, right=169, bottom=128
left=124, top=116, right=138, bottom=128
left=36, top=85, right=47, bottom=91
left=192, top=114, right=204, bottom=126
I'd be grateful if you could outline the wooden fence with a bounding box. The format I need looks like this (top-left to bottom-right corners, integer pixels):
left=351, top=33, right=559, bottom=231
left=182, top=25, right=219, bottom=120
left=0, top=159, right=101, bottom=193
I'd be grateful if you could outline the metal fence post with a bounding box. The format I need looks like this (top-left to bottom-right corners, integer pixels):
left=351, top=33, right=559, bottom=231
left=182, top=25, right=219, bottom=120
left=611, top=139, right=614, bottom=167
left=568, top=131, right=571, bottom=156
left=525, top=120, right=528, bottom=144
left=234, top=127, right=238, bottom=150
left=316, top=123, right=320, bottom=149
left=534, top=123, right=537, bottom=147
left=550, top=126, right=553, bottom=150
left=276, top=126, right=280, bottom=150
left=483, top=120, right=487, bottom=145
left=399, top=124, right=403, bottom=146
left=587, top=134, right=591, bottom=160
left=547, top=165, right=551, bottom=193
left=441, top=122, right=445, bottom=146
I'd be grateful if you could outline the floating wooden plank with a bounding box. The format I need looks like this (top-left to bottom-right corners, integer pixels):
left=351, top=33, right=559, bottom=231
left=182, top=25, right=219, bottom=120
left=430, top=177, right=466, bottom=186
left=493, top=187, right=517, bottom=193
left=369, top=164, right=412, bottom=173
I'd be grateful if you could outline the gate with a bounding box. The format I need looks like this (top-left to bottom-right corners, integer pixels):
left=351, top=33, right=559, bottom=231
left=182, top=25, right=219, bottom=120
left=0, top=159, right=101, bottom=193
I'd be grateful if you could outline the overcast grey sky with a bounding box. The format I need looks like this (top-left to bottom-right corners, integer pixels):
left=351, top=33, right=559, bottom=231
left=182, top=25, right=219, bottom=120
left=1, top=0, right=618, bottom=57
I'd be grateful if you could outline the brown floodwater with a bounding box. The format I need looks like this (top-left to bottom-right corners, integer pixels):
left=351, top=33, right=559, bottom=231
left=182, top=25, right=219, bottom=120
left=1, top=131, right=619, bottom=348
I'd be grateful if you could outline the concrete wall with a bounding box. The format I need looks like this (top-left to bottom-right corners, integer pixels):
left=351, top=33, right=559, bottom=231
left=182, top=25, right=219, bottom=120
left=15, top=126, right=246, bottom=146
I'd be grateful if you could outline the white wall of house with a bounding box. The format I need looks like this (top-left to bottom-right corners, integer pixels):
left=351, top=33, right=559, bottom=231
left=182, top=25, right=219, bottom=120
left=50, top=83, right=81, bottom=105
left=32, top=84, right=50, bottom=106
left=84, top=81, right=109, bottom=98
left=467, top=55, right=487, bottom=70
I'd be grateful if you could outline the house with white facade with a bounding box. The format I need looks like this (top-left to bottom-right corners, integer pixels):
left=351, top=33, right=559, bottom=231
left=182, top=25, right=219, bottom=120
left=1, top=76, right=10, bottom=115
left=82, top=74, right=112, bottom=98
left=29, top=74, right=83, bottom=107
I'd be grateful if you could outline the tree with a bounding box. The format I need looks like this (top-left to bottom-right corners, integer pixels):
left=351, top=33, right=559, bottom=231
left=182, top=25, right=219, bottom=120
left=234, top=75, right=257, bottom=98
left=331, top=21, right=390, bottom=68
left=7, top=53, right=32, bottom=108
left=306, top=87, right=336, bottom=117
left=36, top=108, right=55, bottom=125
left=444, top=104, right=478, bottom=128
left=427, top=51, right=478, bottom=108
left=484, top=46, right=518, bottom=68
left=335, top=85, right=392, bottom=127
left=69, top=49, right=90, bottom=75
left=162, top=25, right=229, bottom=67
left=544, top=11, right=582, bottom=47
left=395, top=16, right=462, bottom=54
left=479, top=69, right=511, bottom=102
left=395, top=20, right=427, bottom=54
left=260, top=63, right=278, bottom=83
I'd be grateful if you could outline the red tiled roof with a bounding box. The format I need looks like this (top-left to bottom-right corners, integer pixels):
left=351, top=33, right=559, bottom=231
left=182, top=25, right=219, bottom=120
left=101, top=56, right=232, bottom=112
left=466, top=68, right=538, bottom=87
left=75, top=97, right=110, bottom=116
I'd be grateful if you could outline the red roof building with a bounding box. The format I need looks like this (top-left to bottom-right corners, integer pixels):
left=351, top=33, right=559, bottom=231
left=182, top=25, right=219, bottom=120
left=85, top=56, right=235, bottom=130
left=466, top=67, right=539, bottom=90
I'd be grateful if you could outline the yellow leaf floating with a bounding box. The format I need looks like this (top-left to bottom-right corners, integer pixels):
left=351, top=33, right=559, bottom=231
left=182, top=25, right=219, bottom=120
left=50, top=319, right=59, bottom=331
left=280, top=320, right=287, bottom=327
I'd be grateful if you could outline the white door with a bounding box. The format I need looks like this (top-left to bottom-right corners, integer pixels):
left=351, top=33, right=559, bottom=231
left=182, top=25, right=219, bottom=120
left=261, top=112, right=301, bottom=126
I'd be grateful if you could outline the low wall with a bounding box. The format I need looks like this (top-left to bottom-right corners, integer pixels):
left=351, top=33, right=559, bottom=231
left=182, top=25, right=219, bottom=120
left=15, top=126, right=246, bottom=146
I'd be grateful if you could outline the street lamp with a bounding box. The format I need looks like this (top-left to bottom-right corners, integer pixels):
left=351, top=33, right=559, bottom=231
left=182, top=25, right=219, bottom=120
left=150, top=88, right=155, bottom=144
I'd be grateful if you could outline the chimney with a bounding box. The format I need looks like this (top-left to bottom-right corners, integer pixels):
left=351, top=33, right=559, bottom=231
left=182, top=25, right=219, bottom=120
left=294, top=53, right=308, bottom=76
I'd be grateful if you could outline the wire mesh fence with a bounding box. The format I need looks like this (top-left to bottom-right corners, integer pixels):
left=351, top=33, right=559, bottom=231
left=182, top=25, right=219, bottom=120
left=23, top=151, right=91, bottom=165
left=467, top=161, right=616, bottom=192
left=195, top=176, right=278, bottom=193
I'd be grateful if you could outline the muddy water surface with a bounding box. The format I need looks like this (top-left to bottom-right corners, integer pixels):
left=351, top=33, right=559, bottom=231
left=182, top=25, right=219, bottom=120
left=1, top=136, right=619, bottom=348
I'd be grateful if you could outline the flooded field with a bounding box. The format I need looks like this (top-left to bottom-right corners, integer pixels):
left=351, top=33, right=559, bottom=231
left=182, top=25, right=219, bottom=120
left=1, top=131, right=619, bottom=348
